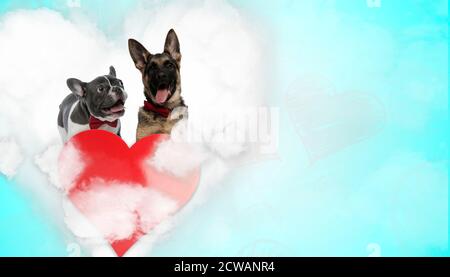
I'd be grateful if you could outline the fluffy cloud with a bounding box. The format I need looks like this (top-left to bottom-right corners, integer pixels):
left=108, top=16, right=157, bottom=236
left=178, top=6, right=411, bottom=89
left=0, top=137, right=23, bottom=178
left=69, top=179, right=178, bottom=242
left=34, top=144, right=62, bottom=189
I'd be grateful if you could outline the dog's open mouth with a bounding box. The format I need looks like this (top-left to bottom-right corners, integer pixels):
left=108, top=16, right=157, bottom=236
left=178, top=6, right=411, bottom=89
left=103, top=100, right=125, bottom=115
left=155, top=84, right=172, bottom=104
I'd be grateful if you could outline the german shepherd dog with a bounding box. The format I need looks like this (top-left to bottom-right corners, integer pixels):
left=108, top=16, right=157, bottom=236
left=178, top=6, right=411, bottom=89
left=128, top=29, right=187, bottom=141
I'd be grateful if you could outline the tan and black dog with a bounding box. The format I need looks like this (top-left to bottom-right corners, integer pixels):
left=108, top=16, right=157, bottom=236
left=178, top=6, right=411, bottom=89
left=128, top=29, right=187, bottom=141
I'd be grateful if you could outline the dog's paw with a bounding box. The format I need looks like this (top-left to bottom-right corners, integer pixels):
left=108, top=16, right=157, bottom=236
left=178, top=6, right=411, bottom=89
left=169, top=106, right=188, bottom=121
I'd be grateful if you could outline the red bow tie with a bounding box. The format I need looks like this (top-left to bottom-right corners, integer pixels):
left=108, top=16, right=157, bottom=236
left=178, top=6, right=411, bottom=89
left=89, top=116, right=118, bottom=130
left=143, top=100, right=171, bottom=118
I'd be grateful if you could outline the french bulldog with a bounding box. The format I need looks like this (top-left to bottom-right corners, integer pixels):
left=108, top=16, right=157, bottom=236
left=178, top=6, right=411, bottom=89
left=57, top=66, right=127, bottom=142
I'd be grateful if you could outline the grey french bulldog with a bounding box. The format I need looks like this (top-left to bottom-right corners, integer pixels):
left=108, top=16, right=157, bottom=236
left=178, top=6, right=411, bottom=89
left=57, top=66, right=127, bottom=142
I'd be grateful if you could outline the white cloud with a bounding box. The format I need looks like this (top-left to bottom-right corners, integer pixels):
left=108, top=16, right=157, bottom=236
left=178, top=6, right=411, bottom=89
left=35, top=141, right=85, bottom=191
left=69, top=179, right=178, bottom=242
left=0, top=137, right=24, bottom=178
left=34, top=144, right=63, bottom=188
left=58, top=141, right=85, bottom=191
left=148, top=121, right=210, bottom=178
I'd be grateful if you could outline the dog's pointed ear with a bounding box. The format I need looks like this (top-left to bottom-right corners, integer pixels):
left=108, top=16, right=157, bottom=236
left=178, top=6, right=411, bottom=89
left=128, top=39, right=151, bottom=72
left=109, top=66, right=116, bottom=77
left=67, top=78, right=86, bottom=97
left=164, top=29, right=181, bottom=63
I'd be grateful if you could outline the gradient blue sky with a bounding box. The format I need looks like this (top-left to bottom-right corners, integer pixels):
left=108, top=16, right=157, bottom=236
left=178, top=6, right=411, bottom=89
left=0, top=0, right=448, bottom=256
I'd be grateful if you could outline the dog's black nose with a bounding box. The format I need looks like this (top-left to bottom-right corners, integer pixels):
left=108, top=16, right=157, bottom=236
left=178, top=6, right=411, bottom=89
left=112, top=87, right=125, bottom=98
left=158, top=72, right=167, bottom=79
left=112, top=87, right=123, bottom=94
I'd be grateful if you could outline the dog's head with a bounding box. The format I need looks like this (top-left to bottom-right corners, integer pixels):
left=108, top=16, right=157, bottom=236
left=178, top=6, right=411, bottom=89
left=67, top=66, right=127, bottom=121
left=128, top=29, right=182, bottom=107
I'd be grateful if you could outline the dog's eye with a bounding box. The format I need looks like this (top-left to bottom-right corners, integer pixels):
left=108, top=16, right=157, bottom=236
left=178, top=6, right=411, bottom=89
left=149, top=63, right=157, bottom=70
left=165, top=62, right=174, bottom=69
left=97, top=86, right=104, bottom=92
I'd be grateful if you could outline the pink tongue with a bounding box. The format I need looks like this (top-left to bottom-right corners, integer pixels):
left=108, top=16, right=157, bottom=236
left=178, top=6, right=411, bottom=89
left=110, top=103, right=124, bottom=113
left=156, top=89, right=169, bottom=104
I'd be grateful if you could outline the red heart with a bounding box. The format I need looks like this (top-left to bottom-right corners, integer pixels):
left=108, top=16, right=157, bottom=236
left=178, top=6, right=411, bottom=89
left=58, top=130, right=200, bottom=256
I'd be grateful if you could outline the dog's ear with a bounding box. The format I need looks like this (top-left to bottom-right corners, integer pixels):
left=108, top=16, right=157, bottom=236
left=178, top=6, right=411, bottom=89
left=164, top=29, right=181, bottom=63
left=67, top=78, right=86, bottom=97
left=128, top=39, right=151, bottom=72
left=109, top=66, right=116, bottom=77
